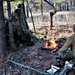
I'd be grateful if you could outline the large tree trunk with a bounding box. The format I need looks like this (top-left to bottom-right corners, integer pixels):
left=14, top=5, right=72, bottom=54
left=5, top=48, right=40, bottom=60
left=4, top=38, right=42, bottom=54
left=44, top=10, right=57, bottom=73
left=7, top=1, right=17, bottom=51
left=0, top=1, right=7, bottom=54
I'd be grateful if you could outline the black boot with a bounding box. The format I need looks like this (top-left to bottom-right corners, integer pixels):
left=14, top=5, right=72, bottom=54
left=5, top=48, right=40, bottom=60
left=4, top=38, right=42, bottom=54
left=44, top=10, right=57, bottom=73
left=56, top=56, right=61, bottom=67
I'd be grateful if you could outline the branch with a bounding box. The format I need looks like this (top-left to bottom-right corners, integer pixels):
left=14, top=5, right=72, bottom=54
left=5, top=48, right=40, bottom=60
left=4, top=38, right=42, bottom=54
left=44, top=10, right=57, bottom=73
left=7, top=60, right=51, bottom=75
left=44, top=0, right=56, bottom=14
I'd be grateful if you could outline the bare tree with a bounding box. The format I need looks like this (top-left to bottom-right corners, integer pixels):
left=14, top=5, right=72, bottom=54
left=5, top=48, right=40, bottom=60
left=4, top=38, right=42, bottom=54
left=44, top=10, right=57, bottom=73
left=44, top=0, right=56, bottom=30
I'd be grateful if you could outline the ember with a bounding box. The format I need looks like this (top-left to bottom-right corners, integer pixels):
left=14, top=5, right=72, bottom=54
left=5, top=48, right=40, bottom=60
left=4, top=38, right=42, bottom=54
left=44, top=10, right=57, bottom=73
left=44, top=37, right=58, bottom=49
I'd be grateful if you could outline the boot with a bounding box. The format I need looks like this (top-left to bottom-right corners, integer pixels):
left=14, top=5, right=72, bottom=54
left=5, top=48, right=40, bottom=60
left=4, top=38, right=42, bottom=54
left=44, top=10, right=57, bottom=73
left=56, top=56, right=61, bottom=67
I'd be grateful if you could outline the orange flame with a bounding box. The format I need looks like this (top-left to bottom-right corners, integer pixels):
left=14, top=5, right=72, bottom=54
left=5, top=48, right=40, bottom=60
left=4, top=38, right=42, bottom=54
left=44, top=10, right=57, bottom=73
left=44, top=38, right=58, bottom=49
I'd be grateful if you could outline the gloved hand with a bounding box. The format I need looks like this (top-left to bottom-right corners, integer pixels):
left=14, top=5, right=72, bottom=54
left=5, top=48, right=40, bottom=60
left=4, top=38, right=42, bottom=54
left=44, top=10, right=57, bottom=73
left=65, top=61, right=73, bottom=69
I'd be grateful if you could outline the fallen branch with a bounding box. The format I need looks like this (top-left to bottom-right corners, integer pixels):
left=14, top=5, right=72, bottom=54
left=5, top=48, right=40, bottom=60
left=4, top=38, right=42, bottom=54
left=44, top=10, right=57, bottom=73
left=7, top=60, right=57, bottom=75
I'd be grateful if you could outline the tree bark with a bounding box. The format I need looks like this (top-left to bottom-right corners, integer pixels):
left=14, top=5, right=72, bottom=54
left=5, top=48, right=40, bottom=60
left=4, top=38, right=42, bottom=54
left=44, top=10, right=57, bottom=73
left=26, top=0, right=36, bottom=32
left=50, top=13, right=53, bottom=30
left=44, top=0, right=56, bottom=30
left=41, top=0, right=43, bottom=15
left=0, top=1, right=7, bottom=54
left=29, top=8, right=36, bottom=32
left=7, top=1, right=17, bottom=51
left=18, top=5, right=32, bottom=45
left=26, top=2, right=29, bottom=18
left=22, top=2, right=29, bottom=29
left=44, top=0, right=56, bottom=14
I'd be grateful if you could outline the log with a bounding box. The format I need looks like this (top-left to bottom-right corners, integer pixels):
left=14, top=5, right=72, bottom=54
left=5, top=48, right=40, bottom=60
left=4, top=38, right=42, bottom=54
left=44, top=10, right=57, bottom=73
left=7, top=60, right=51, bottom=75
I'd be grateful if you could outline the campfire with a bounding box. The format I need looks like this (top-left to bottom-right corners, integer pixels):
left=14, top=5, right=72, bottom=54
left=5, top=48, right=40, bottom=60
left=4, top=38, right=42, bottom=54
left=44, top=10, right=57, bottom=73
left=44, top=37, right=58, bottom=50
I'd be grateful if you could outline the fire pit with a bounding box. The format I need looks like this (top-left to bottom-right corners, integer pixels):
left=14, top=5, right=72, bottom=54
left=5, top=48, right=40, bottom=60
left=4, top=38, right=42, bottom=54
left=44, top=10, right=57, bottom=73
left=41, top=37, right=58, bottom=52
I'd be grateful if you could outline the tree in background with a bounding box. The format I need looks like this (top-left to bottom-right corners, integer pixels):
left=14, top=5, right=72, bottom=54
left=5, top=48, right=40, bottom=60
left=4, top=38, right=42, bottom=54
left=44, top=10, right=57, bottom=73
left=44, top=0, right=56, bottom=30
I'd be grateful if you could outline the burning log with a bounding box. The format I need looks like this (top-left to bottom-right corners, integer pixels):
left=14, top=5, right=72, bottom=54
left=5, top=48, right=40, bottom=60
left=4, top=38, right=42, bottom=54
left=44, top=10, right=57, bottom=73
left=44, top=38, right=58, bottom=49
left=41, top=37, right=58, bottom=52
